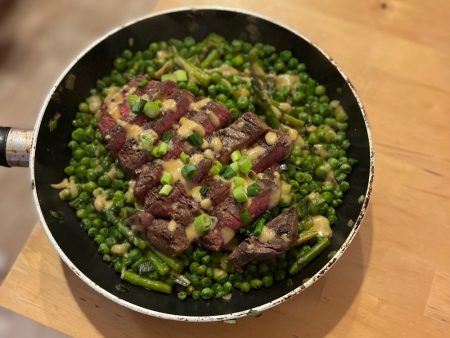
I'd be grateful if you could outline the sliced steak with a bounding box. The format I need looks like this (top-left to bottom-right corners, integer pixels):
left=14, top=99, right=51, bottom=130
left=165, top=134, right=186, bottom=159
left=248, top=165, right=281, bottom=218
left=133, top=161, right=163, bottom=204
left=203, top=178, right=231, bottom=206
left=251, top=131, right=293, bottom=173
left=117, top=139, right=151, bottom=177
left=126, top=211, right=154, bottom=238
left=146, top=219, right=191, bottom=255
left=105, top=125, right=126, bottom=154
left=144, top=182, right=201, bottom=225
left=198, top=166, right=281, bottom=252
left=191, top=158, right=214, bottom=183
left=97, top=115, right=117, bottom=137
left=145, top=86, right=194, bottom=135
left=212, top=112, right=269, bottom=163
left=228, top=208, right=298, bottom=271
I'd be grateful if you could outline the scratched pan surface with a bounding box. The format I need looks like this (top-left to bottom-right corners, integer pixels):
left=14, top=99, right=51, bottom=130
left=31, top=8, right=374, bottom=321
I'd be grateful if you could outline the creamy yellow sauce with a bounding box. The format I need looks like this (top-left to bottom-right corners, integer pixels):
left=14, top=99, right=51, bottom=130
left=245, top=145, right=266, bottom=160
left=203, top=149, right=215, bottom=159
left=207, top=110, right=220, bottom=127
left=185, top=222, right=199, bottom=241
left=275, top=74, right=299, bottom=90
left=94, top=192, right=113, bottom=212
left=189, top=98, right=211, bottom=112
left=259, top=227, right=276, bottom=243
left=281, top=124, right=299, bottom=141
left=265, top=131, right=278, bottom=145
left=279, top=180, right=292, bottom=206
left=312, top=215, right=333, bottom=238
left=211, top=64, right=239, bottom=77
left=279, top=102, right=292, bottom=113
left=190, top=153, right=204, bottom=166
left=201, top=140, right=210, bottom=149
left=87, top=95, right=102, bottom=113
left=162, top=159, right=186, bottom=186
left=167, top=220, right=178, bottom=232
left=191, top=186, right=202, bottom=202
left=210, top=137, right=223, bottom=152
left=177, top=117, right=206, bottom=138
left=268, top=171, right=281, bottom=208
left=221, top=227, right=235, bottom=245
left=161, top=99, right=177, bottom=112
left=200, top=198, right=213, bottom=210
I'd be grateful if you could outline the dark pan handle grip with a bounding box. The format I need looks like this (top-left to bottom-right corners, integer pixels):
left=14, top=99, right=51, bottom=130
left=0, top=127, right=33, bottom=168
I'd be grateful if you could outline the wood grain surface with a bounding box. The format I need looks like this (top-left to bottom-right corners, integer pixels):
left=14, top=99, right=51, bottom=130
left=1, top=0, right=450, bottom=337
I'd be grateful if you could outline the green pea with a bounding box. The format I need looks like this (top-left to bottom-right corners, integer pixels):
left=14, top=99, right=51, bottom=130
left=240, top=282, right=251, bottom=293
left=262, top=275, right=274, bottom=288
left=237, top=96, right=249, bottom=110
left=98, top=175, right=112, bottom=187
left=274, top=270, right=286, bottom=282
left=98, top=243, right=110, bottom=255
left=87, top=227, right=98, bottom=237
left=72, top=128, right=85, bottom=142
left=315, top=165, right=328, bottom=180
left=315, top=85, right=326, bottom=96
left=250, top=279, right=263, bottom=289
left=94, top=234, right=105, bottom=245
left=192, top=290, right=201, bottom=300
left=114, top=57, right=127, bottom=71
left=177, top=291, right=187, bottom=300
left=223, top=281, right=233, bottom=293
left=201, top=288, right=214, bottom=300
left=189, top=261, right=200, bottom=274
left=73, top=148, right=85, bottom=161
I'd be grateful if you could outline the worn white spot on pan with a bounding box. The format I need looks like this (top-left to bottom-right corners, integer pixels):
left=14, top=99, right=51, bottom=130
left=30, top=6, right=374, bottom=322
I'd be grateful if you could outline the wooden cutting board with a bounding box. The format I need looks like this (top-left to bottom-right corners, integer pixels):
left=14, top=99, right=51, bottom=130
left=1, top=0, right=450, bottom=337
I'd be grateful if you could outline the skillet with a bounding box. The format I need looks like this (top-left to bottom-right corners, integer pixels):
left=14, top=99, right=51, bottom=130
left=0, top=7, right=374, bottom=321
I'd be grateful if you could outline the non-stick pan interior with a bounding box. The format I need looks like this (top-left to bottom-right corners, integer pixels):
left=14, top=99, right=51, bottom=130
left=33, top=9, right=371, bottom=318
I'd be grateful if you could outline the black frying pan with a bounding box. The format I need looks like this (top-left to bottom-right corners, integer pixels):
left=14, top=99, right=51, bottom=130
left=0, top=8, right=374, bottom=321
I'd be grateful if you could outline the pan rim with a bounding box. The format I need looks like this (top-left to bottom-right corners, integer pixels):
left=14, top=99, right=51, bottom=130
left=30, top=5, right=374, bottom=322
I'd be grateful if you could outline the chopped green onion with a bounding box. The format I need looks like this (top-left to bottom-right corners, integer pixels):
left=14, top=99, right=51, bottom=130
left=252, top=217, right=266, bottom=236
left=181, top=163, right=197, bottom=180
left=143, top=100, right=161, bottom=118
left=151, top=142, right=168, bottom=158
left=220, top=165, right=236, bottom=179
left=161, top=73, right=178, bottom=82
left=209, top=161, right=223, bottom=176
left=162, top=131, right=172, bottom=142
left=200, top=186, right=208, bottom=197
left=160, top=172, right=173, bottom=186
left=127, top=94, right=139, bottom=107
left=138, top=78, right=149, bottom=88
left=179, top=152, right=190, bottom=164
left=232, top=176, right=245, bottom=187
left=240, top=209, right=252, bottom=224
left=230, top=150, right=242, bottom=162
left=230, top=162, right=239, bottom=173
left=247, top=183, right=260, bottom=197
left=194, top=213, right=213, bottom=235
left=232, top=186, right=248, bottom=203
left=159, top=185, right=173, bottom=196
left=132, top=99, right=147, bottom=113
left=140, top=134, right=154, bottom=152
left=187, top=131, right=203, bottom=147
left=174, top=69, right=188, bottom=82
left=238, top=156, right=252, bottom=174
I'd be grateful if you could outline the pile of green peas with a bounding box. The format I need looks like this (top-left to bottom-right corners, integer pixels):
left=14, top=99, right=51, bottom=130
left=58, top=33, right=354, bottom=300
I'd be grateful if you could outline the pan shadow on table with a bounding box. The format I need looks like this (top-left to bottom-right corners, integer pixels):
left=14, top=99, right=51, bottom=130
left=56, top=207, right=373, bottom=337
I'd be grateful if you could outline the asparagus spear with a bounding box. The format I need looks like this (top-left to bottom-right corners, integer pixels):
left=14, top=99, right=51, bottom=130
left=289, top=237, right=330, bottom=275
left=121, top=270, right=172, bottom=294
left=174, top=55, right=211, bottom=87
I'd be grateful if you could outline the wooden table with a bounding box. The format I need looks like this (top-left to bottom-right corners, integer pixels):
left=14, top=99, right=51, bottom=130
left=1, top=0, right=450, bottom=337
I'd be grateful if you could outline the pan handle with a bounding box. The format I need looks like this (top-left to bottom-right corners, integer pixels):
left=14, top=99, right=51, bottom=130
left=0, top=127, right=33, bottom=168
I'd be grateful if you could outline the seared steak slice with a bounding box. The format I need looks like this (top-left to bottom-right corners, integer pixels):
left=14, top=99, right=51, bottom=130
left=228, top=208, right=298, bottom=271
left=144, top=182, right=201, bottom=225
left=248, top=165, right=281, bottom=218
left=251, top=132, right=293, bottom=173
left=105, top=125, right=126, bottom=154
left=165, top=134, right=186, bottom=159
left=117, top=139, right=151, bottom=177
left=146, top=219, right=191, bottom=255
left=126, top=212, right=154, bottom=238
left=203, top=178, right=231, bottom=207
left=133, top=161, right=163, bottom=204
left=191, top=158, right=214, bottom=183
left=212, top=112, right=269, bottom=163
left=198, top=226, right=225, bottom=252
left=145, top=86, right=195, bottom=135
left=97, top=115, right=116, bottom=137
